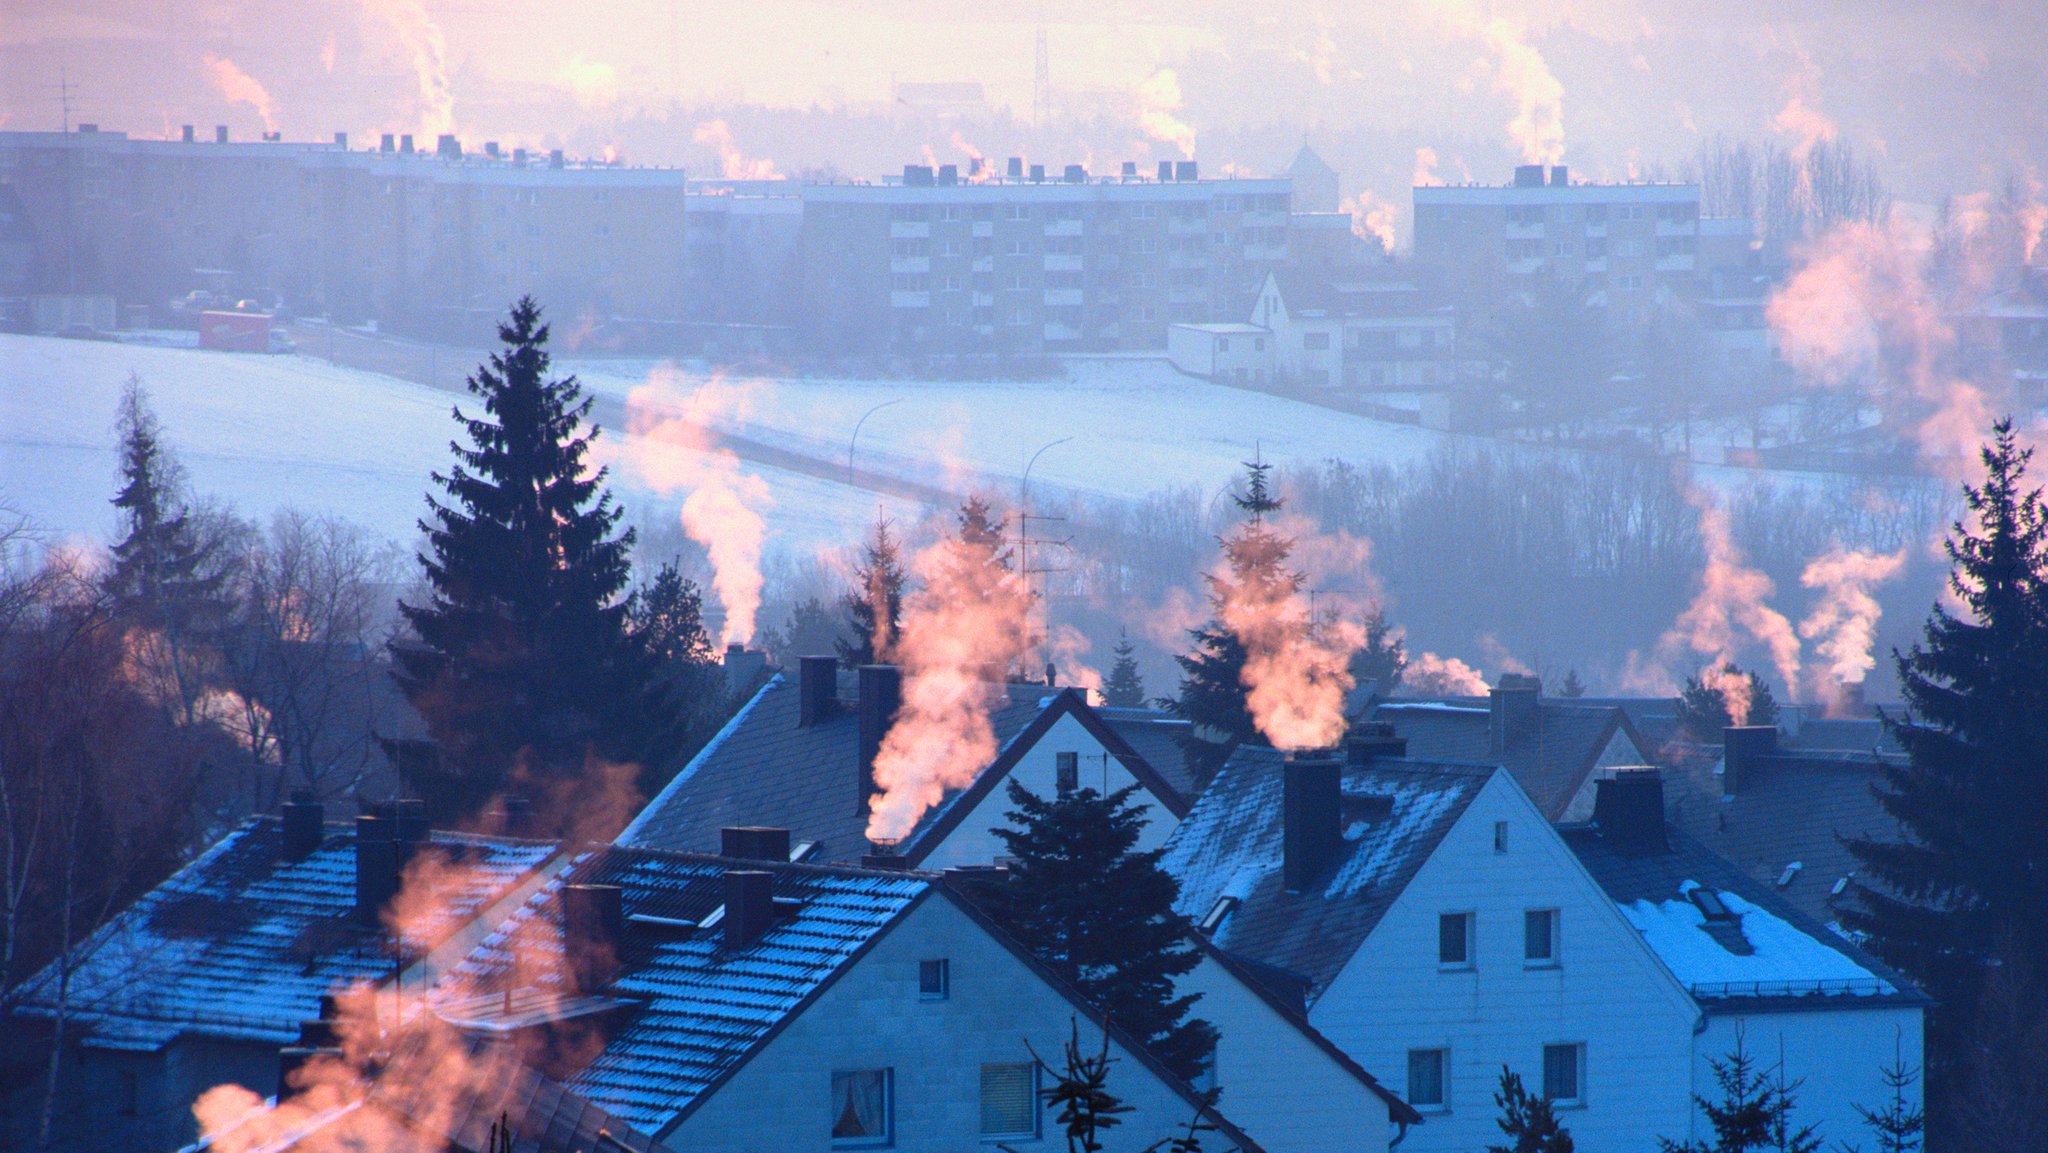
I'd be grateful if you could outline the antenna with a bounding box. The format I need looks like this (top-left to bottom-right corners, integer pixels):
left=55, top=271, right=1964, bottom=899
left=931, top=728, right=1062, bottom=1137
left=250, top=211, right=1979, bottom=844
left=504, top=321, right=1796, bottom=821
left=55, top=67, right=79, bottom=292
left=1032, top=25, right=1050, bottom=129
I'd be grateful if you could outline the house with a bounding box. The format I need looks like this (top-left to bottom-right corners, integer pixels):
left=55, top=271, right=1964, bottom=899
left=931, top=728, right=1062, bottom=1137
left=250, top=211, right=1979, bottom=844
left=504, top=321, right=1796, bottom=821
left=427, top=834, right=1419, bottom=1152
left=2, top=797, right=562, bottom=1153
left=1371, top=674, right=1657, bottom=820
left=618, top=658, right=1193, bottom=871
left=1160, top=742, right=1925, bottom=1151
left=1166, top=321, right=1272, bottom=383
left=1247, top=270, right=1457, bottom=391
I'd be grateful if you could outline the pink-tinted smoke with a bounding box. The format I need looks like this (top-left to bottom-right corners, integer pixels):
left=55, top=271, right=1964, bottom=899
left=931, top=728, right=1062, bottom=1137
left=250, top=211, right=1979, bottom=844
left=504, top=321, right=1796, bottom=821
left=693, top=120, right=783, bottom=180
left=1210, top=515, right=1372, bottom=751
left=203, top=54, right=278, bottom=134
left=1406, top=651, right=1489, bottom=696
left=358, top=0, right=454, bottom=138
left=1655, top=489, right=1803, bottom=721
left=1798, top=546, right=1906, bottom=710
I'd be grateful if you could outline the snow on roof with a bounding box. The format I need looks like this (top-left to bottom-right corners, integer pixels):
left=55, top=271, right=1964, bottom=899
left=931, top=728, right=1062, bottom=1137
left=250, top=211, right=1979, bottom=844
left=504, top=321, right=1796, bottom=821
left=1619, top=885, right=1890, bottom=997
left=10, top=817, right=558, bottom=1050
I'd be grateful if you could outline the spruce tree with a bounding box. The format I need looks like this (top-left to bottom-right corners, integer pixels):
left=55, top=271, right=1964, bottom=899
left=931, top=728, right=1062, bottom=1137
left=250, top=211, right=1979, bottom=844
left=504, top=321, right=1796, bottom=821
left=628, top=561, right=714, bottom=667
left=1103, top=631, right=1146, bottom=709
left=1658, top=1033, right=1820, bottom=1153
left=971, top=780, right=1216, bottom=1081
left=1348, top=604, right=1408, bottom=697
left=1674, top=664, right=1780, bottom=739
left=838, top=515, right=907, bottom=666
left=105, top=377, right=230, bottom=635
left=391, top=297, right=671, bottom=818
left=1490, top=1067, right=1575, bottom=1153
left=1558, top=668, right=1587, bottom=698
left=768, top=596, right=846, bottom=663
left=1845, top=420, right=2048, bottom=1134
left=957, top=494, right=1014, bottom=570
left=1171, top=460, right=1300, bottom=749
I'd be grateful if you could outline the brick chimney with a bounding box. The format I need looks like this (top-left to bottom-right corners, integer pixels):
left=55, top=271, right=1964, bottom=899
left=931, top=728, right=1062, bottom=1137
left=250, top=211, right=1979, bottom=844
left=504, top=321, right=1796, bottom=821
left=856, top=665, right=902, bottom=814
left=281, top=790, right=324, bottom=863
left=723, top=870, right=776, bottom=951
left=1722, top=725, right=1778, bottom=796
left=354, top=814, right=398, bottom=925
left=1282, top=754, right=1344, bottom=892
left=1489, top=673, right=1542, bottom=756
left=721, top=826, right=792, bottom=862
left=1592, top=768, right=1667, bottom=854
left=797, top=655, right=837, bottom=727
left=561, top=883, right=624, bottom=992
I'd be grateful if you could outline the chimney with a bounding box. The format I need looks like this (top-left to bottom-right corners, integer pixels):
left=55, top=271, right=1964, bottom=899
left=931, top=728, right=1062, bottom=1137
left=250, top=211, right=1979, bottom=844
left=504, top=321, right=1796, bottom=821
left=1722, top=725, right=1778, bottom=796
left=281, top=790, right=325, bottom=863
left=1592, top=768, right=1667, bottom=854
left=723, top=870, right=776, bottom=950
left=549, top=148, right=565, bottom=169
left=277, top=1046, right=341, bottom=1102
left=860, top=848, right=910, bottom=870
left=1175, top=160, right=1198, bottom=182
left=390, top=797, right=429, bottom=856
left=333, top=131, right=348, bottom=149
left=1488, top=672, right=1541, bottom=756
left=434, top=133, right=458, bottom=157
left=903, top=164, right=934, bottom=186
left=1549, top=164, right=1569, bottom=187
left=216, top=125, right=229, bottom=144
left=938, top=163, right=957, bottom=185
left=78, top=124, right=98, bottom=134
left=1029, top=163, right=1045, bottom=183
left=513, top=147, right=528, bottom=166
left=1006, top=156, right=1024, bottom=179
left=1064, top=163, right=1086, bottom=184
left=969, top=157, right=985, bottom=178
left=797, top=655, right=838, bottom=727
left=295, top=994, right=342, bottom=1049
left=724, top=643, right=768, bottom=699
left=1513, top=163, right=1544, bottom=188
left=1344, top=723, right=1407, bottom=767
left=1122, top=161, right=1137, bottom=179
left=721, top=826, right=792, bottom=861
left=857, top=665, right=902, bottom=813
left=562, top=883, right=625, bottom=991
left=492, top=794, right=536, bottom=836
left=484, top=141, right=500, bottom=158
left=400, top=134, right=415, bottom=154
left=1158, top=160, right=1174, bottom=182
left=354, top=814, right=398, bottom=925
left=182, top=125, right=196, bottom=144
left=380, top=133, right=395, bottom=153
left=1282, top=754, right=1343, bottom=892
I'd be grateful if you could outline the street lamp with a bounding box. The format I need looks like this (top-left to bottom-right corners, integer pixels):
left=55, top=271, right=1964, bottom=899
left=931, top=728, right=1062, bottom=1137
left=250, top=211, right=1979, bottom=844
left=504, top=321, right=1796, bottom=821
left=1020, top=436, right=1074, bottom=682
left=847, top=398, right=904, bottom=485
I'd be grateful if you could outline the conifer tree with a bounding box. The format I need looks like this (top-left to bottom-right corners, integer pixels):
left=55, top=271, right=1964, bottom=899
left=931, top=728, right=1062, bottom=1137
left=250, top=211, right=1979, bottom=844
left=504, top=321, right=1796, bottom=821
left=1489, top=1067, right=1575, bottom=1153
left=1659, top=1033, right=1820, bottom=1153
left=1674, top=664, right=1780, bottom=739
left=838, top=516, right=906, bottom=666
left=628, top=561, right=714, bottom=667
left=390, top=298, right=672, bottom=818
left=1348, top=604, right=1408, bottom=697
left=1558, top=668, right=1587, bottom=698
left=1171, top=460, right=1300, bottom=750
left=1846, top=420, right=2048, bottom=1136
left=957, top=494, right=1014, bottom=570
left=970, top=780, right=1216, bottom=1081
left=1102, top=631, right=1146, bottom=709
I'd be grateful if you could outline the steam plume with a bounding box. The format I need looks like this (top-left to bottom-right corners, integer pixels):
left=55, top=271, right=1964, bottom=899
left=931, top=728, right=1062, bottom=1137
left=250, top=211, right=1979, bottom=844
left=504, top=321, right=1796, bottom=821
left=1048, top=624, right=1104, bottom=703
left=1412, top=146, right=1440, bottom=187
left=1473, top=17, right=1564, bottom=166
left=1657, top=489, right=1802, bottom=719
left=865, top=524, right=1034, bottom=843
left=1406, top=651, right=1488, bottom=696
left=1341, top=191, right=1397, bottom=252
left=623, top=369, right=772, bottom=646
left=1211, top=516, right=1372, bottom=751
left=555, top=56, right=620, bottom=108
left=1135, top=68, right=1197, bottom=160
left=203, top=54, right=278, bottom=134
left=359, top=0, right=455, bottom=138
left=1798, top=546, right=1906, bottom=706
left=693, top=119, right=783, bottom=180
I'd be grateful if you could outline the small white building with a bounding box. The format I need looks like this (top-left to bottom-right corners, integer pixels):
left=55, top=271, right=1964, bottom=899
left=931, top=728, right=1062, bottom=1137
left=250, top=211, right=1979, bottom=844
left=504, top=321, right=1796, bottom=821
left=1167, top=322, right=1271, bottom=383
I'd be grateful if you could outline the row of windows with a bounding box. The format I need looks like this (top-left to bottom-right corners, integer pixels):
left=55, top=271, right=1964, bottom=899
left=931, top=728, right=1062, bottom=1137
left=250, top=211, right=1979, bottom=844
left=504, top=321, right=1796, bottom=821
left=1437, top=909, right=1560, bottom=967
left=879, top=197, right=1281, bottom=225
left=830, top=1063, right=1041, bottom=1145
left=1407, top=1043, right=1584, bottom=1111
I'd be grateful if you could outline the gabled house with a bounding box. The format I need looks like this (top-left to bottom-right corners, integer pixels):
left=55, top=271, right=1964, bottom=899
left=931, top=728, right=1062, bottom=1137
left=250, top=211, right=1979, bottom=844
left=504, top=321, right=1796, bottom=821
left=429, top=834, right=1418, bottom=1152
left=619, top=658, right=1192, bottom=870
left=1372, top=674, right=1656, bottom=820
left=1160, top=742, right=1925, bottom=1152
left=3, top=798, right=562, bottom=1153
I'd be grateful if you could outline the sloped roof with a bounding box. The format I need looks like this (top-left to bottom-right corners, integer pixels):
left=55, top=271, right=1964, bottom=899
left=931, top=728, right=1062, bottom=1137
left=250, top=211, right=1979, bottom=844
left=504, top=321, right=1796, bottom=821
left=1372, top=699, right=1643, bottom=818
left=619, top=676, right=1188, bottom=865
left=1160, top=747, right=1493, bottom=1002
left=1096, top=706, right=1204, bottom=800
left=1562, top=822, right=1925, bottom=1012
left=1668, top=751, right=1904, bottom=927
left=9, top=817, right=558, bottom=1050
left=1287, top=144, right=1336, bottom=179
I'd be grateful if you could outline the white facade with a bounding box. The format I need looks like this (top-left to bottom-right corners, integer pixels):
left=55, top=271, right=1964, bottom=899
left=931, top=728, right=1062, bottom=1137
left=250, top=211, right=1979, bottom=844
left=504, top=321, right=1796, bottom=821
left=1166, top=322, right=1270, bottom=383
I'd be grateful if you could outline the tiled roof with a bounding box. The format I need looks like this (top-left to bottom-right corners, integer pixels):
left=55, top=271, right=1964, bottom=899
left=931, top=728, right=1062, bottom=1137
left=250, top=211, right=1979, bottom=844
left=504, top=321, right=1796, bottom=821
left=1161, top=747, right=1492, bottom=1002
left=1372, top=699, right=1640, bottom=818
left=435, top=846, right=930, bottom=1133
left=1096, top=706, right=1205, bottom=799
left=1668, top=752, right=1904, bottom=927
left=619, top=676, right=1188, bottom=865
left=1562, top=822, right=1925, bottom=1011
left=8, top=817, right=557, bottom=1050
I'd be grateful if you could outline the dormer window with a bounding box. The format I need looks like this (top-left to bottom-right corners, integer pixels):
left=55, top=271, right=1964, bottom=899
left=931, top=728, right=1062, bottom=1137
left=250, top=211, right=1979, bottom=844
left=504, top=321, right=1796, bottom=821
left=1688, top=888, right=1734, bottom=922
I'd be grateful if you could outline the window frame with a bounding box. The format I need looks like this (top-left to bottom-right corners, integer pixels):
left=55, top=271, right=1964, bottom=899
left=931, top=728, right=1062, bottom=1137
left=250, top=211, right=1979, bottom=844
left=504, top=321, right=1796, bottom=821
left=1542, top=1043, right=1586, bottom=1108
left=1524, top=908, right=1560, bottom=967
left=1406, top=1047, right=1449, bottom=1111
left=1438, top=911, right=1475, bottom=969
left=919, top=958, right=950, bottom=1000
left=830, top=1068, right=895, bottom=1147
left=979, top=1061, right=1041, bottom=1140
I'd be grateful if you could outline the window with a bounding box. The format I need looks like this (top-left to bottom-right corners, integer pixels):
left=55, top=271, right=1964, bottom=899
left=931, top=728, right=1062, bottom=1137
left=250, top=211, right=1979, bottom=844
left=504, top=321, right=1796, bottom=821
left=1439, top=912, right=1474, bottom=967
left=1525, top=909, right=1559, bottom=965
left=1493, top=821, right=1509, bottom=852
left=980, top=1063, right=1039, bottom=1137
left=1407, top=1048, right=1448, bottom=1109
left=831, top=1069, right=893, bottom=1145
left=1688, top=888, right=1734, bottom=922
left=1055, top=751, right=1079, bottom=793
left=1542, top=1044, right=1584, bottom=1105
left=1303, top=331, right=1330, bottom=350
left=919, top=959, right=950, bottom=999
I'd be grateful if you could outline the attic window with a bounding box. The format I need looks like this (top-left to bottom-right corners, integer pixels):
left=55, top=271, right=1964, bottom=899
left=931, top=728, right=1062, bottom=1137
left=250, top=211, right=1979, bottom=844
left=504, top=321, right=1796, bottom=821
left=1688, top=888, right=1734, bottom=923
left=1776, top=862, right=1802, bottom=888
left=1198, top=896, right=1239, bottom=935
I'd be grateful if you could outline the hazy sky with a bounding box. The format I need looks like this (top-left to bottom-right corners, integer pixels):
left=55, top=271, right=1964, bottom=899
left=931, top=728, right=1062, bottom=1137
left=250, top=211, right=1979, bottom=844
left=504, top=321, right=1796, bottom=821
left=5, top=1, right=2043, bottom=203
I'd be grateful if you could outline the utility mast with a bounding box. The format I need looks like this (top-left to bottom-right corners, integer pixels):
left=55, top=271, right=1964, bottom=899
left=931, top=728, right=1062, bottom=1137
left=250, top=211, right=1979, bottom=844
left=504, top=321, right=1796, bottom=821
left=1032, top=25, right=1050, bottom=129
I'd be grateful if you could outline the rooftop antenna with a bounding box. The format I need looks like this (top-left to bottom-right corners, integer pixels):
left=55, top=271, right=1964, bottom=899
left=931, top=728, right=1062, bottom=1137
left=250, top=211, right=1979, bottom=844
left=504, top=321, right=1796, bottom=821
left=1032, top=24, right=1050, bottom=129
left=55, top=67, right=79, bottom=292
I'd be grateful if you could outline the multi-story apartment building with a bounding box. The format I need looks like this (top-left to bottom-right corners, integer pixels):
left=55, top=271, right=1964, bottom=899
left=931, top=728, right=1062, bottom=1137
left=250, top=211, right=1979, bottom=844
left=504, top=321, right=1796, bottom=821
left=799, top=161, right=1292, bottom=355
left=1412, top=164, right=1701, bottom=322
left=0, top=126, right=690, bottom=337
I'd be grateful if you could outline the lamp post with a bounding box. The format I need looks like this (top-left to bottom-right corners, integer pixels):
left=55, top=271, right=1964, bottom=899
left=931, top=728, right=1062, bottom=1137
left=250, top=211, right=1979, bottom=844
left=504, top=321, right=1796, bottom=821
left=1020, top=436, right=1073, bottom=679
left=847, top=398, right=904, bottom=486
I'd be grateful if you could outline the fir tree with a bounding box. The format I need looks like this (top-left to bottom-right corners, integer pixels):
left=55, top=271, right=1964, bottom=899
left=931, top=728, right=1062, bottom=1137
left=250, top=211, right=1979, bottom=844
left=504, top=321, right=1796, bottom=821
left=1102, top=631, right=1146, bottom=709
left=1170, top=460, right=1301, bottom=752
left=971, top=780, right=1216, bottom=1081
left=1017, top=1020, right=1134, bottom=1153
left=105, top=377, right=231, bottom=635
left=1658, top=1032, right=1820, bottom=1153
left=1489, top=1066, right=1575, bottom=1153
left=1849, top=1036, right=1924, bottom=1153
left=1674, top=664, right=1780, bottom=739
left=1348, top=603, right=1408, bottom=697
left=390, top=297, right=673, bottom=818
left=1558, top=668, right=1587, bottom=698
left=627, top=561, right=714, bottom=667
left=767, top=596, right=846, bottom=663
left=838, top=515, right=907, bottom=666
left=957, top=494, right=1014, bottom=570
left=1846, top=420, right=2048, bottom=1139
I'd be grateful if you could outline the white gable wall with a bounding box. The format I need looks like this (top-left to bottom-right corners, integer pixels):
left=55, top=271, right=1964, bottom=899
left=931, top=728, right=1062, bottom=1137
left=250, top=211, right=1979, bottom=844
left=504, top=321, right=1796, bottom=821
left=1176, top=951, right=1401, bottom=1153
left=1558, top=727, right=1654, bottom=823
left=1309, top=771, right=1702, bottom=1152
left=1687, top=1006, right=1924, bottom=1151
left=665, top=894, right=1218, bottom=1153
left=919, top=711, right=1178, bottom=872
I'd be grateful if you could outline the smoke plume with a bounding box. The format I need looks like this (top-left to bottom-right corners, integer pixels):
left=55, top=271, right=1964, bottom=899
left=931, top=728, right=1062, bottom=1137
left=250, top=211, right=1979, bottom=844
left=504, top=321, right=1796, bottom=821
left=623, top=369, right=772, bottom=646
left=203, top=54, right=278, bottom=134
left=1210, top=516, right=1372, bottom=751
left=359, top=0, right=455, bottom=138
left=1656, top=489, right=1802, bottom=719
left=1406, top=651, right=1488, bottom=696
left=1135, top=68, right=1197, bottom=160
left=1341, top=191, right=1398, bottom=252
left=1798, top=546, right=1906, bottom=707
left=693, top=119, right=783, bottom=180
left=865, top=523, right=1034, bottom=844
left=1473, top=17, right=1564, bottom=166
left=1048, top=624, right=1104, bottom=703
left=1412, top=146, right=1440, bottom=187
left=555, top=55, right=620, bottom=108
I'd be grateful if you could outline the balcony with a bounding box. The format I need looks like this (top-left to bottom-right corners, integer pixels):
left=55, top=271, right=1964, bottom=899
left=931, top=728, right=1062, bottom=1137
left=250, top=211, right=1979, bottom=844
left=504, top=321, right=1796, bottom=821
left=1043, top=289, right=1084, bottom=307
left=972, top=221, right=994, bottom=238
left=1044, top=218, right=1084, bottom=237
left=889, top=257, right=931, bottom=274
left=1043, top=254, right=1083, bottom=272
left=889, top=222, right=931, bottom=239
left=889, top=291, right=931, bottom=308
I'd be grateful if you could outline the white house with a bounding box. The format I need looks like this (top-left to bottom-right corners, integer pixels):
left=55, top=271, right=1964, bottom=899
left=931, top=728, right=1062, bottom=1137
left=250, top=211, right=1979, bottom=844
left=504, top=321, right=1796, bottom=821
left=1161, top=745, right=1927, bottom=1153
left=1167, top=322, right=1272, bottom=384
left=619, top=659, right=1195, bottom=871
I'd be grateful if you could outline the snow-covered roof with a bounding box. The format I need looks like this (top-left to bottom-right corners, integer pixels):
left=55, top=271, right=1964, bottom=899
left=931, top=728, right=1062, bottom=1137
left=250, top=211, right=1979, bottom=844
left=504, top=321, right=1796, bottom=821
left=10, top=817, right=558, bottom=1050
left=1372, top=697, right=1645, bottom=818
left=1161, top=746, right=1493, bottom=1003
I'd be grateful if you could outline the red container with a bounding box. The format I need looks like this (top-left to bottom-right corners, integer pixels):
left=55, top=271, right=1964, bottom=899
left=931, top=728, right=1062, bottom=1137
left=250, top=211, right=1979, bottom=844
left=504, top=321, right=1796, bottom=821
left=198, top=310, right=270, bottom=352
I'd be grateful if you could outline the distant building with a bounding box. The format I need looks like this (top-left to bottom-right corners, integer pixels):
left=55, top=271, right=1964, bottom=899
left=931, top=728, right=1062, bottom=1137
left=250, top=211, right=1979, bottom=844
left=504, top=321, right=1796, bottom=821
left=1285, top=144, right=1341, bottom=214
left=1167, top=268, right=1458, bottom=392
